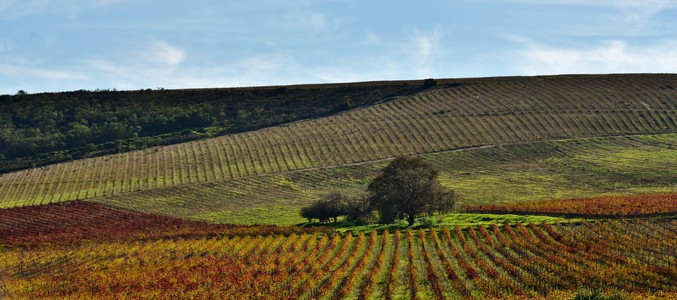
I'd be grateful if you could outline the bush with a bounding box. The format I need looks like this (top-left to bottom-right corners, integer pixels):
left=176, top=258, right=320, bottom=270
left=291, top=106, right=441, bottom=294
left=423, top=78, right=437, bottom=88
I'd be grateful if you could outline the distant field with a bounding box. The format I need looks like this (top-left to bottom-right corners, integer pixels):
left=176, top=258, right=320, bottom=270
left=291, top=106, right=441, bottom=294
left=467, top=193, right=677, bottom=217
left=1, top=74, right=676, bottom=209
left=2, top=219, right=675, bottom=299
left=92, top=134, right=677, bottom=225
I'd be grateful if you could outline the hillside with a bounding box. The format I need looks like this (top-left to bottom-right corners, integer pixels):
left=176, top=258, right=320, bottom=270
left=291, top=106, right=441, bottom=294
left=93, top=133, right=677, bottom=224
left=2, top=74, right=677, bottom=299
left=0, top=81, right=427, bottom=173
left=0, top=74, right=676, bottom=219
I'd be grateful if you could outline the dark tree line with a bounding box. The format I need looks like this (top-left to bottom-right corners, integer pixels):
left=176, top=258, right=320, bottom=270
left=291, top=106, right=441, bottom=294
left=301, top=157, right=455, bottom=226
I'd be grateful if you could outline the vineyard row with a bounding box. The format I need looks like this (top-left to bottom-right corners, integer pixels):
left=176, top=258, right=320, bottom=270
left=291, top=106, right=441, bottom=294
left=1, top=219, right=676, bottom=299
left=1, top=75, right=676, bottom=208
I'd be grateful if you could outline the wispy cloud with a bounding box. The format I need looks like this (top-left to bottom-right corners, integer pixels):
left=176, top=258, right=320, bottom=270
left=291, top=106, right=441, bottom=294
left=142, top=40, right=186, bottom=67
left=607, top=0, right=677, bottom=28
left=81, top=39, right=301, bottom=90
left=310, top=27, right=447, bottom=82
left=405, top=28, right=444, bottom=77
left=516, top=39, right=677, bottom=75
left=86, top=39, right=185, bottom=71
left=82, top=39, right=187, bottom=89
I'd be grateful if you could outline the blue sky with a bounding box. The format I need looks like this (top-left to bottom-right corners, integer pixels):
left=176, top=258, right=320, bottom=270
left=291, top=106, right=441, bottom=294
left=1, top=0, right=676, bottom=94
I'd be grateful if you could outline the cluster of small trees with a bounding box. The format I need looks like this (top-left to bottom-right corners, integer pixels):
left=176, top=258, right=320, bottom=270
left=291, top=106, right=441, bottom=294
left=301, top=157, right=455, bottom=226
left=300, top=192, right=347, bottom=223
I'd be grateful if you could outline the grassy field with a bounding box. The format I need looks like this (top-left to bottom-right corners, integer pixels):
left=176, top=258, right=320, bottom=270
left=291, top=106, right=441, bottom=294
left=1, top=74, right=676, bottom=209
left=324, top=213, right=576, bottom=234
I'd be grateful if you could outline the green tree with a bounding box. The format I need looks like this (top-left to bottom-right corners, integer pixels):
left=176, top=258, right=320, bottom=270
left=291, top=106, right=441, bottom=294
left=343, top=194, right=374, bottom=225
left=300, top=192, right=348, bottom=223
left=368, top=156, right=455, bottom=226
left=423, top=78, right=437, bottom=88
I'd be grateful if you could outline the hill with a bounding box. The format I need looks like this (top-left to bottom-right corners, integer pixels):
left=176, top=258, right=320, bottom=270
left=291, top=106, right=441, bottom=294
left=0, top=81, right=427, bottom=173
left=1, top=74, right=677, bottom=299
left=0, top=74, right=676, bottom=221
left=92, top=133, right=677, bottom=224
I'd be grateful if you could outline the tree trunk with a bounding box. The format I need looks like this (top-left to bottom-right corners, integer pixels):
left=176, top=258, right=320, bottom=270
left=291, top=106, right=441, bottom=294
left=407, top=215, right=415, bottom=226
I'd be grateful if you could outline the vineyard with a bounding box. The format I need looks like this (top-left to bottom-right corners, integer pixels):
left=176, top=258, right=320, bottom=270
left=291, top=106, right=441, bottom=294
left=1, top=219, right=675, bottom=299
left=0, top=201, right=328, bottom=247
left=1, top=74, right=677, bottom=209
left=467, top=193, right=677, bottom=217
left=90, top=133, right=677, bottom=225
left=1, top=74, right=677, bottom=299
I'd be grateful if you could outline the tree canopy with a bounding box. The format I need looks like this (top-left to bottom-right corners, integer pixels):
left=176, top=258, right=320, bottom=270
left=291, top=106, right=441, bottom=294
left=368, top=156, right=455, bottom=226
left=300, top=157, right=455, bottom=226
left=300, top=192, right=347, bottom=223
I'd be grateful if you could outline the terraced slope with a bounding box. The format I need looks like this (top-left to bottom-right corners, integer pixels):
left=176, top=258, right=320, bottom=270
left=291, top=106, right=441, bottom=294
left=1, top=74, right=676, bottom=208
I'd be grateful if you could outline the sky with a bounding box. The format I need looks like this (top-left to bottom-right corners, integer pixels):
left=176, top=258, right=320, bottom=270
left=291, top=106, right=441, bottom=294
left=1, top=0, right=677, bottom=94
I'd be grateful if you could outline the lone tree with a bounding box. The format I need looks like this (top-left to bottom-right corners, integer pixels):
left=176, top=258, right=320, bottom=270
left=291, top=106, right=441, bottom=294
left=368, top=156, right=455, bottom=226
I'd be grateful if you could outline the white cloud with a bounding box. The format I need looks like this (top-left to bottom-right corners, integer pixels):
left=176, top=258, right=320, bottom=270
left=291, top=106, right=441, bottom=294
left=310, top=28, right=448, bottom=83
left=517, top=39, right=677, bottom=75
left=143, top=40, right=185, bottom=67
left=149, top=54, right=299, bottom=89
left=81, top=40, right=301, bottom=90
left=83, top=58, right=124, bottom=73
left=405, top=28, right=444, bottom=77
left=616, top=0, right=675, bottom=22
left=86, top=39, right=185, bottom=74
